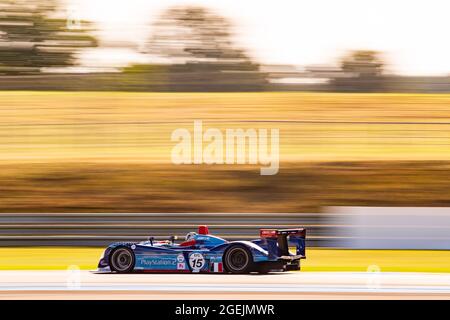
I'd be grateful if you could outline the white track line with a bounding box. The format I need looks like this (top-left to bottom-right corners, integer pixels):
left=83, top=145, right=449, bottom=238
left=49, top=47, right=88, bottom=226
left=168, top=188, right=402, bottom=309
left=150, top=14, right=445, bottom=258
left=1, top=271, right=450, bottom=296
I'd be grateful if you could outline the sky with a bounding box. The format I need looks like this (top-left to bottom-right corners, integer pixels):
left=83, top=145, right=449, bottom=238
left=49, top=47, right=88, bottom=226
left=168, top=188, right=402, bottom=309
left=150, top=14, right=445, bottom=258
left=67, top=0, right=450, bottom=76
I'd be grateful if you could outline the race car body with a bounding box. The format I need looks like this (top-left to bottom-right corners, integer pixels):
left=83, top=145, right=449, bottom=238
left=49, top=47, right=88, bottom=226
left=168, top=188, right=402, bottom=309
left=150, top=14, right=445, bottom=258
left=97, top=226, right=306, bottom=274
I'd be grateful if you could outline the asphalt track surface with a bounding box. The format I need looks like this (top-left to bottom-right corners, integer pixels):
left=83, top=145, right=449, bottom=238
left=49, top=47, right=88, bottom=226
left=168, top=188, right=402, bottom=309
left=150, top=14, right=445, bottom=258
left=1, top=271, right=450, bottom=299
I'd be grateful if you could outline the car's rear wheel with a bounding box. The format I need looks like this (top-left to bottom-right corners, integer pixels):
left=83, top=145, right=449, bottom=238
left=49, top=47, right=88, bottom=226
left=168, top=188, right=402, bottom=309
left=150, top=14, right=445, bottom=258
left=109, top=247, right=135, bottom=273
left=223, top=245, right=254, bottom=274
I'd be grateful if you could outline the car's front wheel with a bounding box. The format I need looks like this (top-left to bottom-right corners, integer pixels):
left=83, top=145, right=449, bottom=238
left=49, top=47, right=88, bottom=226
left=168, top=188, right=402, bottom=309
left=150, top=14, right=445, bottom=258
left=109, top=247, right=135, bottom=273
left=223, top=245, right=254, bottom=274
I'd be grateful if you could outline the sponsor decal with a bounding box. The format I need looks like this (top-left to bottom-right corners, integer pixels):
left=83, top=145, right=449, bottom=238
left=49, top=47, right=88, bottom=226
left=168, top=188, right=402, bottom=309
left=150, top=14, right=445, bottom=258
left=139, top=256, right=176, bottom=267
left=189, top=252, right=205, bottom=272
left=177, top=262, right=186, bottom=270
left=131, top=244, right=136, bottom=250
left=177, top=254, right=185, bottom=263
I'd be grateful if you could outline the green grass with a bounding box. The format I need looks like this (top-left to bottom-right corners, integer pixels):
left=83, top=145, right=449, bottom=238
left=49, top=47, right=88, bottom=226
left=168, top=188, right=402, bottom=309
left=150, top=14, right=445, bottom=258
left=302, top=249, right=450, bottom=273
left=0, top=247, right=103, bottom=270
left=1, top=247, right=450, bottom=273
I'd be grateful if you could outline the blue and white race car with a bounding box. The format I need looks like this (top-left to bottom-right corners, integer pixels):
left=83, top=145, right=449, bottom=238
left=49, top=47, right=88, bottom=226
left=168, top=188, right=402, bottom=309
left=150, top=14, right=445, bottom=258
left=97, top=226, right=306, bottom=274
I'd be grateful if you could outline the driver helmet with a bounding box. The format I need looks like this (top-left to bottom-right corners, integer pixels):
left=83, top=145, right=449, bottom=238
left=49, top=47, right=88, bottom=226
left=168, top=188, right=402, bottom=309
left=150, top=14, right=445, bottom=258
left=185, top=232, right=197, bottom=241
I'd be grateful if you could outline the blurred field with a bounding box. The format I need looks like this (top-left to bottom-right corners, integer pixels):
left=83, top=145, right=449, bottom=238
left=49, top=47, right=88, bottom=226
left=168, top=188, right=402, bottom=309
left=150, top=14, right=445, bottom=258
left=0, top=91, right=450, bottom=162
left=0, top=91, right=450, bottom=212
left=1, top=247, right=450, bottom=273
left=1, top=161, right=450, bottom=212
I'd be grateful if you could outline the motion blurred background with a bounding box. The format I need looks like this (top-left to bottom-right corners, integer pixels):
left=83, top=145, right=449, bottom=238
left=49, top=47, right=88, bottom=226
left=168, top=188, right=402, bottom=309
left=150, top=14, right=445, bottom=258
left=0, top=0, right=449, bottom=272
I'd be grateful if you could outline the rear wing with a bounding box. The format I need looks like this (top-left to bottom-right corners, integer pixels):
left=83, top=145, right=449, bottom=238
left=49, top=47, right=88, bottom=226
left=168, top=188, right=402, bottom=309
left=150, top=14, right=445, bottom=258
left=260, top=228, right=306, bottom=260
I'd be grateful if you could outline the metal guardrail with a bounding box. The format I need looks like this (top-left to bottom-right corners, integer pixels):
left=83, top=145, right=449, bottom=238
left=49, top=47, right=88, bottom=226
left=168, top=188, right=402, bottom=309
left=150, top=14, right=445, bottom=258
left=0, top=213, right=336, bottom=247
left=3, top=209, right=447, bottom=249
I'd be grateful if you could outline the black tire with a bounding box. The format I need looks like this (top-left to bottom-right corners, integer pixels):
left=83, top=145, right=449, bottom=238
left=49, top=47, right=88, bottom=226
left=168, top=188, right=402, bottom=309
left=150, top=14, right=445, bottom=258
left=109, top=247, right=135, bottom=273
left=223, top=244, right=254, bottom=274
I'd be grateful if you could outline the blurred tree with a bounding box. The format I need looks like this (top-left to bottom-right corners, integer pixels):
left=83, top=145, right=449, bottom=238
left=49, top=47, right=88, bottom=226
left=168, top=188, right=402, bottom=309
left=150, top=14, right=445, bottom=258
left=341, top=51, right=383, bottom=78
left=0, top=0, right=97, bottom=75
left=333, top=50, right=385, bottom=92
left=148, top=6, right=248, bottom=64
left=138, top=5, right=267, bottom=91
